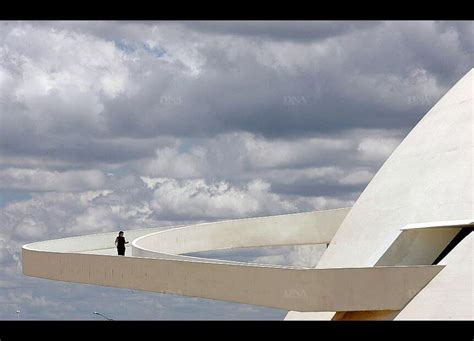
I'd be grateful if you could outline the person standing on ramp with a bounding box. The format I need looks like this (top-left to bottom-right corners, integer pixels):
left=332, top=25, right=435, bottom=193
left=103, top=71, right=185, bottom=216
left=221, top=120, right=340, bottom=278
left=115, top=231, right=129, bottom=256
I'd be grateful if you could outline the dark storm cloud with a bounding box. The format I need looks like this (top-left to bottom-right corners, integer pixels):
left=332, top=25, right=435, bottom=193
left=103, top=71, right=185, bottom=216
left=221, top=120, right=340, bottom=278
left=179, top=21, right=382, bottom=42
left=0, top=132, right=176, bottom=169
left=97, top=21, right=471, bottom=141
left=38, top=21, right=381, bottom=43
left=99, top=51, right=427, bottom=141
left=434, top=21, right=474, bottom=56
left=1, top=21, right=471, bottom=167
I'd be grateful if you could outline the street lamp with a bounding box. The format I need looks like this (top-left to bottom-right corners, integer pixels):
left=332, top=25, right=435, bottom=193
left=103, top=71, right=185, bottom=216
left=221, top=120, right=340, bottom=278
left=93, top=311, right=114, bottom=321
left=16, top=310, right=20, bottom=320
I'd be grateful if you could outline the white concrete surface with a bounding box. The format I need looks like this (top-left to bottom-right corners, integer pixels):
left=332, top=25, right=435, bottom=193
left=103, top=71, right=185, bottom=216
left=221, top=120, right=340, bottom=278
left=376, top=221, right=473, bottom=266
left=22, top=244, right=442, bottom=312
left=132, top=208, right=349, bottom=263
left=22, top=207, right=443, bottom=312
left=395, top=233, right=473, bottom=319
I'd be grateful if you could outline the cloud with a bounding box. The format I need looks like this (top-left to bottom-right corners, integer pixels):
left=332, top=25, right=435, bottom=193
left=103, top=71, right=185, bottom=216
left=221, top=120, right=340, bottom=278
left=178, top=21, right=382, bottom=42
left=0, top=168, right=105, bottom=192
left=142, top=147, right=203, bottom=179
left=0, top=24, right=128, bottom=133
left=1, top=20, right=471, bottom=171
left=140, top=130, right=401, bottom=175
left=357, top=135, right=401, bottom=162
left=137, top=130, right=401, bottom=199
left=94, top=21, right=468, bottom=140
left=149, top=178, right=298, bottom=220
left=0, top=238, right=15, bottom=264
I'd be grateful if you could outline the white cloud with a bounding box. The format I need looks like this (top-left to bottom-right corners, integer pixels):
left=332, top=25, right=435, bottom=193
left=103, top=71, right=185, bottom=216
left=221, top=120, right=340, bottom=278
left=0, top=238, right=15, bottom=264
left=137, top=131, right=399, bottom=201
left=150, top=178, right=297, bottom=220
left=0, top=168, right=105, bottom=192
left=13, top=217, right=48, bottom=240
left=139, top=131, right=390, bottom=178
left=357, top=136, right=401, bottom=162
left=0, top=24, right=131, bottom=139
left=339, top=169, right=375, bottom=185
left=143, top=147, right=203, bottom=179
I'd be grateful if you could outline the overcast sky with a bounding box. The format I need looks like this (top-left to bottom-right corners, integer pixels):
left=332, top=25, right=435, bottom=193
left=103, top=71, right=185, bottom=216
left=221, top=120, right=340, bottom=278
left=0, top=20, right=472, bottom=320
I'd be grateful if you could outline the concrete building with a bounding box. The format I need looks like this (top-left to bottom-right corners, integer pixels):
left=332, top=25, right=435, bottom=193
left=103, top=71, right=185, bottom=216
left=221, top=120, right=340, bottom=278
left=22, top=68, right=473, bottom=320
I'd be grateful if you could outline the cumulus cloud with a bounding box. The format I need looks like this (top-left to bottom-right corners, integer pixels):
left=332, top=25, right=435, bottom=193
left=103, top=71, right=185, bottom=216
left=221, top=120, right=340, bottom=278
left=0, top=168, right=105, bottom=191
left=357, top=135, right=401, bottom=162
left=0, top=24, right=128, bottom=133
left=140, top=130, right=399, bottom=176
left=0, top=172, right=341, bottom=266
left=149, top=178, right=297, bottom=220
left=137, top=130, right=402, bottom=198
left=142, top=147, right=203, bottom=179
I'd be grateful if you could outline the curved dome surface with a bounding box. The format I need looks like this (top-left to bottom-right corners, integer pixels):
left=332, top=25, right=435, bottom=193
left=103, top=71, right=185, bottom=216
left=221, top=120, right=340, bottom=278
left=289, top=68, right=473, bottom=320
left=318, top=68, right=473, bottom=269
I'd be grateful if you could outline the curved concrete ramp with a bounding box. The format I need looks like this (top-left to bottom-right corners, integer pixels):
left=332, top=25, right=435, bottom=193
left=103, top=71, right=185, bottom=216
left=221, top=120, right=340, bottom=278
left=22, top=208, right=442, bottom=312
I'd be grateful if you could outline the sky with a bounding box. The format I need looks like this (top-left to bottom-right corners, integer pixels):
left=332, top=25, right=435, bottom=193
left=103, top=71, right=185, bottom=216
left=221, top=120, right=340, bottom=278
left=0, top=20, right=472, bottom=320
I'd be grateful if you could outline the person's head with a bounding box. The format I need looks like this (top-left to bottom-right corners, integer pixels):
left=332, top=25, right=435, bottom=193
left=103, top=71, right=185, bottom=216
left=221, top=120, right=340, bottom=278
left=119, top=231, right=124, bottom=236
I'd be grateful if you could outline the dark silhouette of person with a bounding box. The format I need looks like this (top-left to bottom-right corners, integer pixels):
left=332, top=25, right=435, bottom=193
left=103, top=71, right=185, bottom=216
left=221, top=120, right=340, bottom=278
left=115, top=231, right=129, bottom=256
